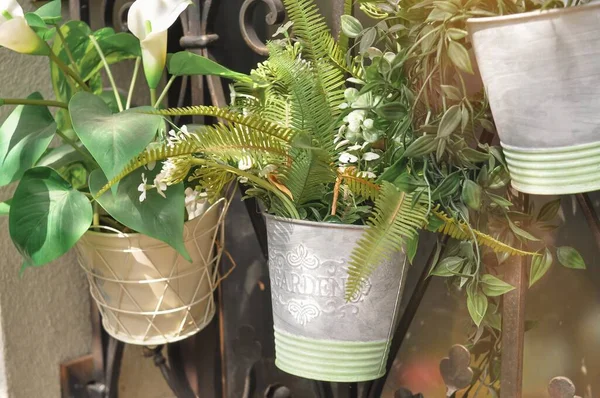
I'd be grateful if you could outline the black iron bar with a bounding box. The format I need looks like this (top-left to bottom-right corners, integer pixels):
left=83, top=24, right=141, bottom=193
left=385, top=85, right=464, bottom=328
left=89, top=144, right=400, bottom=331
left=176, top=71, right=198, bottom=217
left=368, top=236, right=448, bottom=398
left=575, top=193, right=600, bottom=251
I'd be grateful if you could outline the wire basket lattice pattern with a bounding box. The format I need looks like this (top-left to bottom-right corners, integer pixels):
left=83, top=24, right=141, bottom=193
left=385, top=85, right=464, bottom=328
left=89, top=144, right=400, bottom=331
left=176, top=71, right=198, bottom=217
left=76, top=199, right=229, bottom=345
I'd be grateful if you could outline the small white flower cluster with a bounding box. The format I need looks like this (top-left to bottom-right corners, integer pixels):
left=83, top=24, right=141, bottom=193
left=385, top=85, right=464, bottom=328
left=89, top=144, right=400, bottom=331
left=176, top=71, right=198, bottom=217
left=335, top=88, right=383, bottom=176
left=184, top=187, right=208, bottom=220
left=167, top=125, right=192, bottom=148
left=137, top=170, right=167, bottom=202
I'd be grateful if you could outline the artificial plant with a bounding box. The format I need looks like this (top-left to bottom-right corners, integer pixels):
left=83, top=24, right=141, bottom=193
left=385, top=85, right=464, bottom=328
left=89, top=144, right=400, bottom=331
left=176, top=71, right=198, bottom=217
left=0, top=0, right=243, bottom=269
left=95, top=0, right=539, bottom=311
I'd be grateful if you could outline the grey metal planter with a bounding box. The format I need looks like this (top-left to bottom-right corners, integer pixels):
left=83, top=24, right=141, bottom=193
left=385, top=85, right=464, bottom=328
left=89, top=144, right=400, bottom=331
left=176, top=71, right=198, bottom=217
left=265, top=215, right=408, bottom=382
left=467, top=3, right=600, bottom=195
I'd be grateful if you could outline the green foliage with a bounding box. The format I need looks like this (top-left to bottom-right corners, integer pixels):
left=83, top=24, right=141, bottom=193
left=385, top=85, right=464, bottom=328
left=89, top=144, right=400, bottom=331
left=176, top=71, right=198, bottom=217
left=9, top=167, right=92, bottom=267
left=168, top=52, right=252, bottom=82
left=69, top=92, right=162, bottom=185
left=346, top=183, right=429, bottom=300
left=0, top=93, right=56, bottom=187
left=89, top=167, right=191, bottom=261
left=557, top=246, right=586, bottom=269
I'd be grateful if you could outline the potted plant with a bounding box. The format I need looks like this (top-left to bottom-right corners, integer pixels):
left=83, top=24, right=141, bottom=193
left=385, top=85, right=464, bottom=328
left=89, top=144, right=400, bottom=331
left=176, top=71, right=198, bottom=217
left=354, top=0, right=588, bottom=393
left=464, top=1, right=600, bottom=195
left=95, top=0, right=539, bottom=382
left=0, top=0, right=240, bottom=345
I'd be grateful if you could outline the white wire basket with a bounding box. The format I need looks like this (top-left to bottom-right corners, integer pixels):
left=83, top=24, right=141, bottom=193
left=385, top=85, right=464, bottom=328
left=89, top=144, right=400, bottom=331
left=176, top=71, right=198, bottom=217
left=76, top=198, right=229, bottom=346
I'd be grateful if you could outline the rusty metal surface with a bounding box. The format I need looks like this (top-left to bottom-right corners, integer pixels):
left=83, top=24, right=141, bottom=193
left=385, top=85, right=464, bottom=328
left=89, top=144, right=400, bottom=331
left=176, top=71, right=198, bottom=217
left=239, top=0, right=286, bottom=55
left=500, top=253, right=527, bottom=398
left=548, top=377, right=581, bottom=398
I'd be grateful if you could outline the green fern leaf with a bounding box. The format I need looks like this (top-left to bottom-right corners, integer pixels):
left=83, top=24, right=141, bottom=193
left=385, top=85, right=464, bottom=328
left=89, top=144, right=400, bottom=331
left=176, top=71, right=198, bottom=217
left=346, top=182, right=429, bottom=300
left=151, top=105, right=296, bottom=142
left=432, top=209, right=539, bottom=257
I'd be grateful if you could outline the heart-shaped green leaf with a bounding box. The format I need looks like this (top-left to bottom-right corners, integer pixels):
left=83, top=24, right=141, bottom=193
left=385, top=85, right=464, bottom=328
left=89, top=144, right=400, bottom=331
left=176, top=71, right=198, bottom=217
left=9, top=167, right=92, bottom=267
left=167, top=51, right=251, bottom=82
left=89, top=166, right=191, bottom=261
left=0, top=92, right=56, bottom=187
left=69, top=92, right=162, bottom=185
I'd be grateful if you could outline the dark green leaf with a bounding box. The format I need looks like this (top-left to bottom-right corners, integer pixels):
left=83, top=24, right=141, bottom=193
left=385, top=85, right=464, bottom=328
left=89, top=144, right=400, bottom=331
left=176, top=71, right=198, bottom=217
left=530, top=248, right=552, bottom=287
left=447, top=40, right=473, bottom=74
left=537, top=199, right=561, bottom=222
left=0, top=92, right=56, bottom=187
left=341, top=15, right=363, bottom=38
left=430, top=256, right=464, bottom=277
left=488, top=193, right=512, bottom=209
left=69, top=92, right=162, bottom=185
left=359, top=28, right=377, bottom=54
left=393, top=173, right=422, bottom=193
left=377, top=102, right=406, bottom=120
left=481, top=274, right=515, bottom=296
left=507, top=219, right=540, bottom=242
left=403, top=134, right=436, bottom=158
left=9, top=167, right=92, bottom=267
left=168, top=51, right=251, bottom=82
left=557, top=246, right=586, bottom=269
left=25, top=13, right=56, bottom=40
left=462, top=180, right=482, bottom=210
left=438, top=105, right=462, bottom=137
left=89, top=167, right=191, bottom=261
left=462, top=148, right=489, bottom=163
left=406, top=234, right=419, bottom=264
left=467, top=287, right=488, bottom=327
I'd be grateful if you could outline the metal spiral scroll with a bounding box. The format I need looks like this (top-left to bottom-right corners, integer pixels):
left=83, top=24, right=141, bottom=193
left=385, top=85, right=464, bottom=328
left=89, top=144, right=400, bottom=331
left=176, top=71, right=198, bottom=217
left=239, top=0, right=286, bottom=55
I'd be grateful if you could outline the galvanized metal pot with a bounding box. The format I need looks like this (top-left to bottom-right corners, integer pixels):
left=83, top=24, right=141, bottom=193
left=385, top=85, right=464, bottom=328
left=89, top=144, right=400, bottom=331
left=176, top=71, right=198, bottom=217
left=76, top=200, right=225, bottom=346
left=467, top=3, right=600, bottom=195
left=265, top=215, right=408, bottom=382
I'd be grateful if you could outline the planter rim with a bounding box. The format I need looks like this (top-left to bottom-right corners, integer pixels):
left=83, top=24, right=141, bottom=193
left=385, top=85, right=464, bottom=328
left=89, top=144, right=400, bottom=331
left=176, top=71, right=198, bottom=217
left=82, top=198, right=224, bottom=240
left=264, top=213, right=367, bottom=231
left=466, top=2, right=600, bottom=27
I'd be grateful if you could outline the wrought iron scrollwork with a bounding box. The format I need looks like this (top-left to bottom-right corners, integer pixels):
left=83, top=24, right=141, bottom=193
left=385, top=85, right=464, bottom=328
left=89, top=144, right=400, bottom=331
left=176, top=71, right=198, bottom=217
left=239, top=0, right=286, bottom=55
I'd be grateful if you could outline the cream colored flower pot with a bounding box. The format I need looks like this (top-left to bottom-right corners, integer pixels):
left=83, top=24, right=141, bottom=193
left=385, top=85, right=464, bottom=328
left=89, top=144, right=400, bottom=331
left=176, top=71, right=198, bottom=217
left=76, top=200, right=224, bottom=345
left=468, top=3, right=600, bottom=195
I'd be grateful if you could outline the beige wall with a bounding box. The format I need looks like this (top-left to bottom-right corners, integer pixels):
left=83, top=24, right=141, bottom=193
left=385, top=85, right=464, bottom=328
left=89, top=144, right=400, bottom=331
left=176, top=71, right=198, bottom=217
left=0, top=1, right=173, bottom=396
left=0, top=3, right=92, bottom=397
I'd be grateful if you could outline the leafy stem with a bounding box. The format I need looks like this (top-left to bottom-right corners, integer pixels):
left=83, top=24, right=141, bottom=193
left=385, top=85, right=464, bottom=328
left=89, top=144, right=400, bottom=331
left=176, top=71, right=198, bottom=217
left=55, top=27, right=79, bottom=73
left=55, top=129, right=98, bottom=167
left=89, top=35, right=123, bottom=112
left=150, top=88, right=157, bottom=108
left=126, top=57, right=141, bottom=110
left=0, top=98, right=68, bottom=109
left=155, top=75, right=176, bottom=108
left=48, top=48, right=90, bottom=92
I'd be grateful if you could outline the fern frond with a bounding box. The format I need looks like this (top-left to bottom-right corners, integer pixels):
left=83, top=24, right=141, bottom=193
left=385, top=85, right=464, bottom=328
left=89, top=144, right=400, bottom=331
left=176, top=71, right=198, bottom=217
left=433, top=209, right=539, bottom=257
left=267, top=45, right=340, bottom=155
left=346, top=183, right=429, bottom=300
left=189, top=166, right=236, bottom=203
left=191, top=123, right=290, bottom=164
left=283, top=147, right=336, bottom=205
left=340, top=168, right=380, bottom=201
left=322, top=33, right=364, bottom=79
left=282, top=0, right=333, bottom=62
left=151, top=105, right=296, bottom=142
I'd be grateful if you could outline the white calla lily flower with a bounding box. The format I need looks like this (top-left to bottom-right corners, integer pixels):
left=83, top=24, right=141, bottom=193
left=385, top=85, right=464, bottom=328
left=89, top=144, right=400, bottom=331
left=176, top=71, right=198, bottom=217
left=127, top=0, right=191, bottom=89
left=0, top=0, right=47, bottom=55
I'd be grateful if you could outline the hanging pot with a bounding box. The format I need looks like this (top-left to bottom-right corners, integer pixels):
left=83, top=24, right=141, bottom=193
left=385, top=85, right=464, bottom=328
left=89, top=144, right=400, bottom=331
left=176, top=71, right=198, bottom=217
left=265, top=215, right=409, bottom=382
left=467, top=3, right=600, bottom=195
left=76, top=200, right=225, bottom=346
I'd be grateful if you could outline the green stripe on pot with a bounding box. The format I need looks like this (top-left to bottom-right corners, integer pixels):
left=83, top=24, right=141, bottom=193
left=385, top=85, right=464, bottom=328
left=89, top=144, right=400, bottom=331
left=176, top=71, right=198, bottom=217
left=502, top=142, right=600, bottom=195
left=274, top=328, right=390, bottom=382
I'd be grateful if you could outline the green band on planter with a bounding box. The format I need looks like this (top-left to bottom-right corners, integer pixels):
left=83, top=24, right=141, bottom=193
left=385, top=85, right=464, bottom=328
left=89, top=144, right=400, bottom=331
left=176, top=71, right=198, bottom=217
left=274, top=327, right=390, bottom=382
left=502, top=141, right=600, bottom=195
